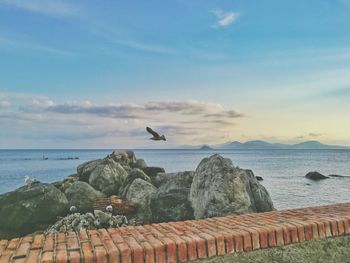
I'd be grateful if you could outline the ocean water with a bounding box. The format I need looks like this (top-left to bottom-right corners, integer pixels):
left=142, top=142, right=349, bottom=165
left=0, top=149, right=350, bottom=210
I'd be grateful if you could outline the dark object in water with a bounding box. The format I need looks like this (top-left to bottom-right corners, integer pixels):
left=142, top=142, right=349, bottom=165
left=305, top=171, right=329, bottom=180
left=58, top=157, right=79, bottom=160
left=256, top=176, right=264, bottom=181
left=328, top=174, right=349, bottom=178
left=43, top=155, right=48, bottom=160
left=146, top=127, right=166, bottom=141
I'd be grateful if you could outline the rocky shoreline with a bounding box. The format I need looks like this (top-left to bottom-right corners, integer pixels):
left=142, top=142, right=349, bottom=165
left=0, top=151, right=275, bottom=239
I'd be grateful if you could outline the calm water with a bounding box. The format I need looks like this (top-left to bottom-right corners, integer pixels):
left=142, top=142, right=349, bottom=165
left=0, top=149, right=349, bottom=210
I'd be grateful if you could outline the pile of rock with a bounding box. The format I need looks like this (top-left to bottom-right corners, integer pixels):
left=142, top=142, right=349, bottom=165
left=0, top=151, right=275, bottom=239
left=46, top=210, right=128, bottom=233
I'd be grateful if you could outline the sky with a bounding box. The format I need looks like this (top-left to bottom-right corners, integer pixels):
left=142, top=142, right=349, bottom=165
left=0, top=0, right=350, bottom=148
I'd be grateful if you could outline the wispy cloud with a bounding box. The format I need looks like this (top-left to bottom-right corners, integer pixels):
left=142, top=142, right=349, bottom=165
left=0, top=100, right=10, bottom=108
left=212, top=10, right=239, bottom=28
left=0, top=36, right=76, bottom=56
left=0, top=0, right=79, bottom=17
left=0, top=92, right=244, bottom=147
left=111, top=39, right=177, bottom=55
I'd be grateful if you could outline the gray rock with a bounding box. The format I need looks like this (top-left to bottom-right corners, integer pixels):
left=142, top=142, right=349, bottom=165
left=132, top=159, right=147, bottom=169
left=190, top=154, right=274, bottom=219
left=120, top=168, right=152, bottom=198
left=89, top=157, right=128, bottom=195
left=0, top=183, right=69, bottom=237
left=109, top=150, right=137, bottom=167
left=141, top=167, right=165, bottom=185
left=126, top=178, right=157, bottom=224
left=77, top=159, right=103, bottom=182
left=153, top=173, right=168, bottom=187
left=65, top=182, right=105, bottom=212
left=306, top=171, right=329, bottom=180
left=151, top=171, right=195, bottom=223
left=256, top=176, right=264, bottom=181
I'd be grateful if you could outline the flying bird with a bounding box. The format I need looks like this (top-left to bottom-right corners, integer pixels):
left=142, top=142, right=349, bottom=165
left=146, top=127, right=166, bottom=141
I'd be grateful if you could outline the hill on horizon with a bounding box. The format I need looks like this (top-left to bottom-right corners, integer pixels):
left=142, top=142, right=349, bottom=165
left=179, top=140, right=350, bottom=150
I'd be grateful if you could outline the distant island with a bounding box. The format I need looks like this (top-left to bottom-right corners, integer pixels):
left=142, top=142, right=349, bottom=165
left=180, top=140, right=350, bottom=150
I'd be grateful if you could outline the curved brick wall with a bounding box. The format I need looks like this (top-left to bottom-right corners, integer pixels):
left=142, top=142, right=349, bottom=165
left=1, top=203, right=350, bottom=263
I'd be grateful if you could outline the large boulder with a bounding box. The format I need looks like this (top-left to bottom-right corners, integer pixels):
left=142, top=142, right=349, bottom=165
left=109, top=150, right=137, bottom=168
left=0, top=182, right=69, bottom=237
left=305, top=171, right=329, bottom=180
left=65, top=182, right=105, bottom=212
left=77, top=159, right=103, bottom=182
left=141, top=167, right=165, bottom=185
left=120, top=168, right=152, bottom=198
left=190, top=154, right=274, bottom=219
left=126, top=179, right=157, bottom=224
left=151, top=171, right=195, bottom=223
left=89, top=157, right=128, bottom=196
left=132, top=159, right=147, bottom=169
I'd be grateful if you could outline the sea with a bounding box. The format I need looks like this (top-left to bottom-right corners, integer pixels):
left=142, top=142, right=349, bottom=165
left=0, top=149, right=349, bottom=210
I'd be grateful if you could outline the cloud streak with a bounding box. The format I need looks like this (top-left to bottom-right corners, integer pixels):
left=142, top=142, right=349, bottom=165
left=0, top=92, right=244, bottom=147
left=0, top=0, right=79, bottom=17
left=212, top=10, right=239, bottom=28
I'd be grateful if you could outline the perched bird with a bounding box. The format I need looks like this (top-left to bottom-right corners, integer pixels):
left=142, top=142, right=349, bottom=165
left=146, top=127, right=166, bottom=141
left=69, top=206, right=77, bottom=213
left=24, top=176, right=34, bottom=188
left=106, top=205, right=113, bottom=213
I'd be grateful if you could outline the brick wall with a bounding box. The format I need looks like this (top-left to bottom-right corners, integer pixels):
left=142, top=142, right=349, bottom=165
left=1, top=203, right=350, bottom=263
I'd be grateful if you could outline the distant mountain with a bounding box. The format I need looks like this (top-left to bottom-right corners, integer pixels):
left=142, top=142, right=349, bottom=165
left=179, top=140, right=350, bottom=150
left=199, top=145, right=213, bottom=150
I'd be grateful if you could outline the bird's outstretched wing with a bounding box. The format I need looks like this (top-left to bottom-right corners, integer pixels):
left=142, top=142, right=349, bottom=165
left=146, top=127, right=159, bottom=137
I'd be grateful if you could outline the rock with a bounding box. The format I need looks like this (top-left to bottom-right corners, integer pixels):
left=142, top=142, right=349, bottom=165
left=126, top=179, right=157, bottom=224
left=190, top=154, right=274, bottom=219
left=65, top=182, right=105, bottom=212
left=109, top=150, right=137, bottom=167
left=46, top=211, right=129, bottom=233
left=153, top=173, right=168, bottom=187
left=89, top=158, right=128, bottom=196
left=151, top=171, right=195, bottom=223
left=141, top=167, right=165, bottom=185
left=305, top=171, right=329, bottom=180
left=77, top=159, right=103, bottom=182
left=120, top=168, right=152, bottom=198
left=256, top=176, right=264, bottom=181
left=132, top=159, right=147, bottom=169
left=53, top=173, right=79, bottom=193
left=0, top=183, right=69, bottom=237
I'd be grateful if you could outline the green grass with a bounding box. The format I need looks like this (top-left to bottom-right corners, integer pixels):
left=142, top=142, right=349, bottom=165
left=193, top=236, right=350, bottom=263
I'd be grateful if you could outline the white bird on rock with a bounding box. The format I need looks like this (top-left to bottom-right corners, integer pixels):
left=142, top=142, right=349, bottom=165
left=24, top=176, right=34, bottom=188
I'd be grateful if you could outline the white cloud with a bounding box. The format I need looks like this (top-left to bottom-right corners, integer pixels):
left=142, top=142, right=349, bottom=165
left=0, top=0, right=79, bottom=17
left=212, top=10, right=239, bottom=28
left=0, top=36, right=76, bottom=56
left=0, top=92, right=244, bottom=147
left=111, top=40, right=177, bottom=55
left=0, top=100, right=10, bottom=108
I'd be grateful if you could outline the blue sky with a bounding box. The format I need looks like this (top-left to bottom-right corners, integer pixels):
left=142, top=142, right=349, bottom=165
left=0, top=0, right=350, bottom=148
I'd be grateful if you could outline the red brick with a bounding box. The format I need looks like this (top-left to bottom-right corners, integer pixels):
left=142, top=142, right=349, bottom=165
left=140, top=241, right=155, bottom=263
left=144, top=234, right=166, bottom=263
left=41, top=251, right=54, bottom=263
left=69, top=250, right=81, bottom=263
left=42, top=234, right=54, bottom=252
left=55, top=243, right=68, bottom=263
left=32, top=235, right=45, bottom=250
left=81, top=242, right=94, bottom=263
left=102, top=239, right=120, bottom=263
left=166, top=232, right=188, bottom=262
left=124, top=236, right=143, bottom=263
left=67, top=236, right=79, bottom=251
left=94, top=246, right=107, bottom=263
left=6, top=238, right=20, bottom=250
left=27, top=249, right=41, bottom=263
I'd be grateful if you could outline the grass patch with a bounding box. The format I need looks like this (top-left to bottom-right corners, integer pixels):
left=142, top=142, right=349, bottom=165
left=193, top=236, right=350, bottom=263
